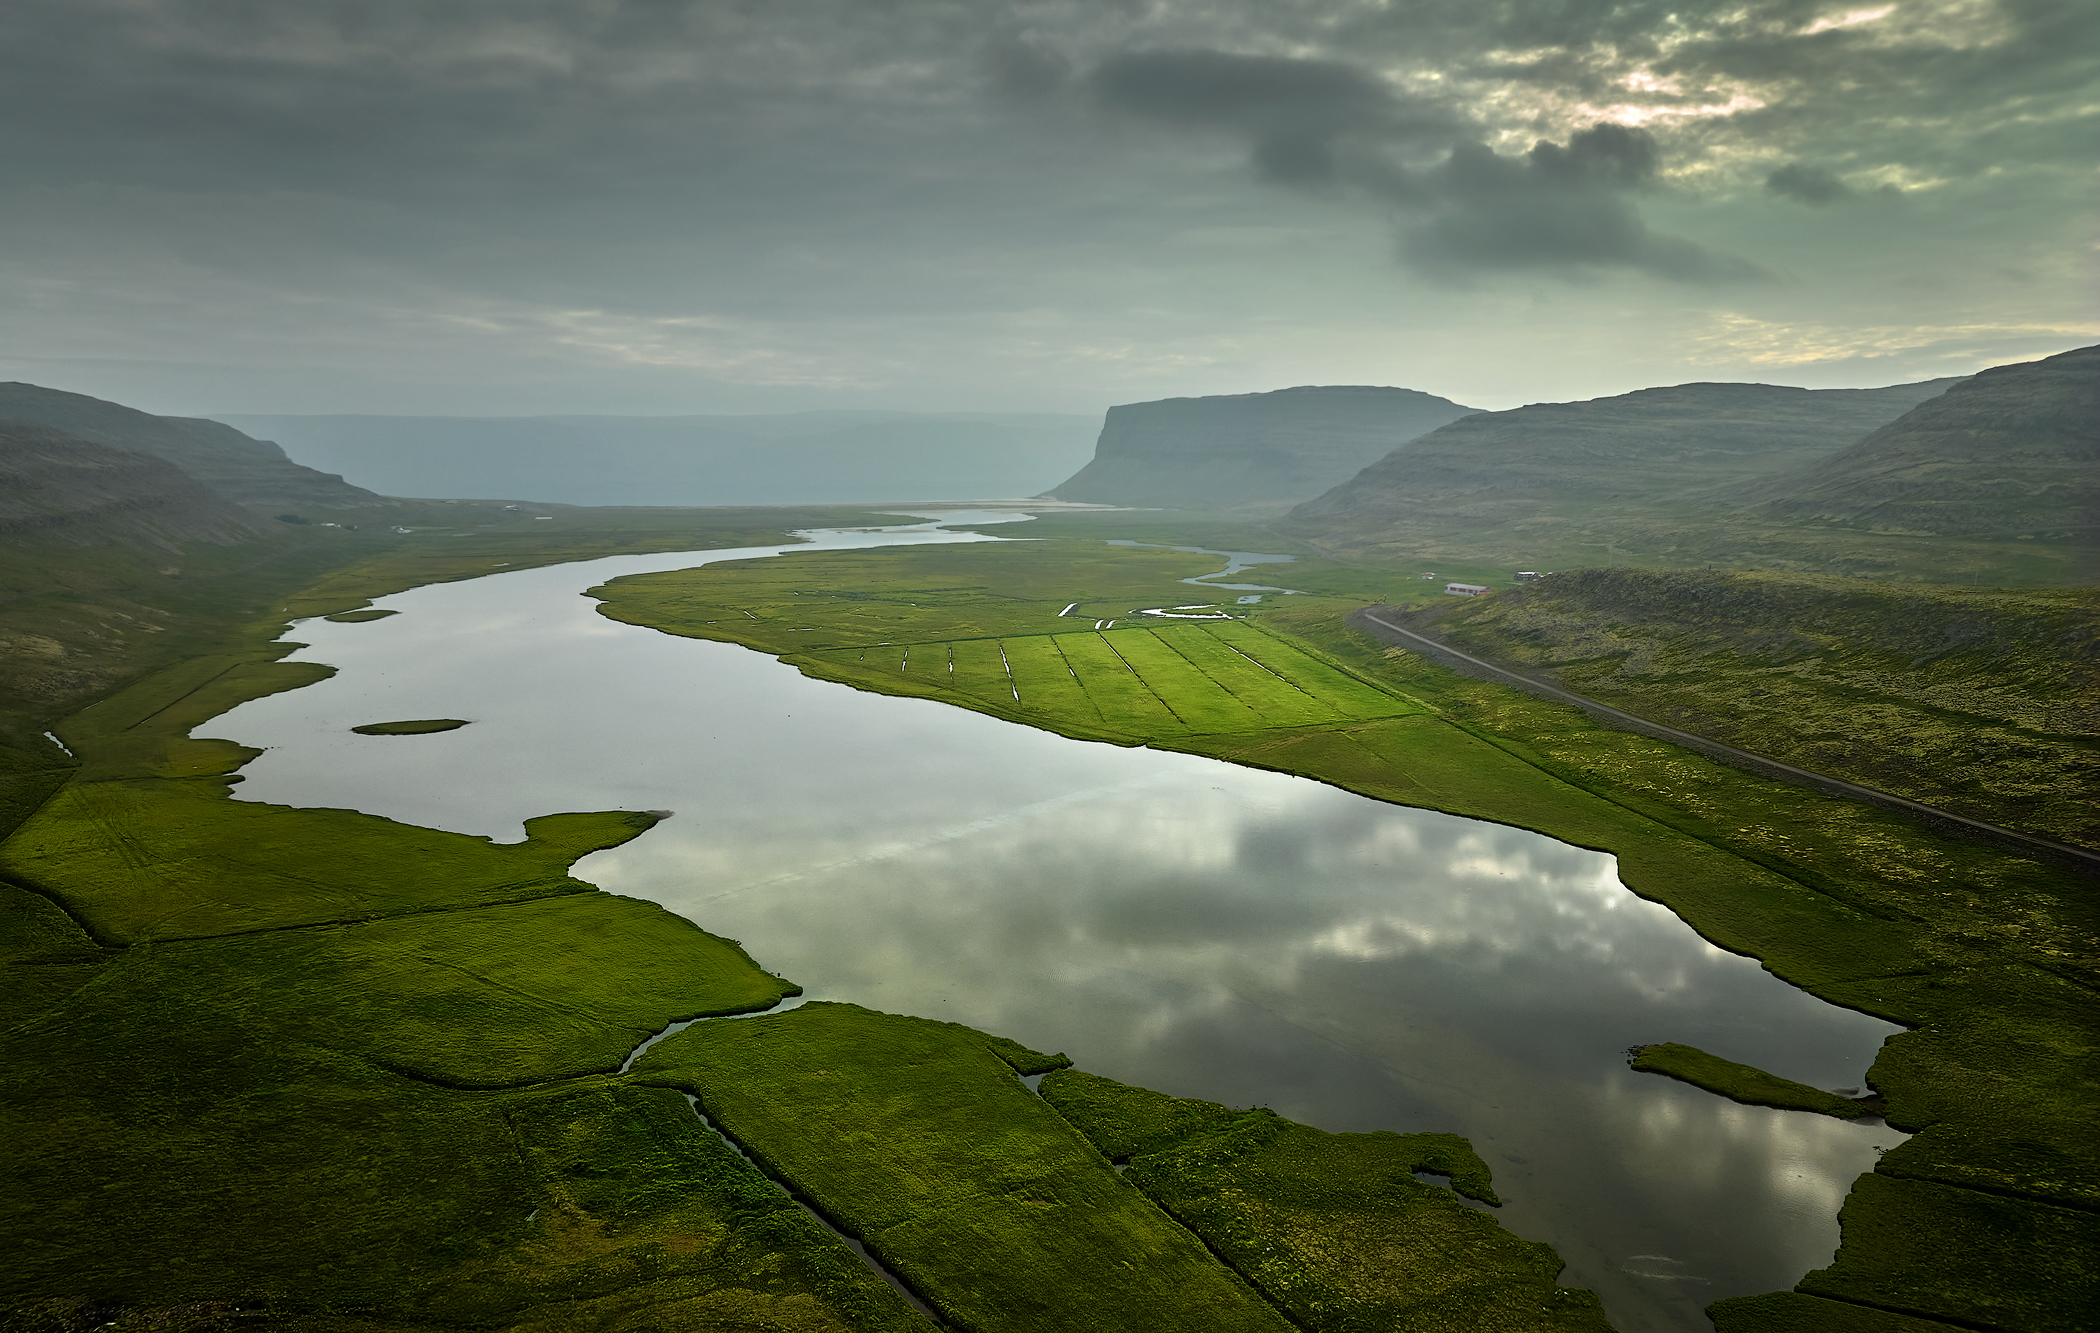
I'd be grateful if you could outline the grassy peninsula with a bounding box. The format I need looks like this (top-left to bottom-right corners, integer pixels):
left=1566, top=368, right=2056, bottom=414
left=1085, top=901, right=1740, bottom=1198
left=1629, top=1043, right=1872, bottom=1119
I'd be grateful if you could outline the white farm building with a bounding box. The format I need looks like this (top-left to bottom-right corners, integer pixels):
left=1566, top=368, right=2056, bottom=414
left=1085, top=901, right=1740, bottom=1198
left=1444, top=582, right=1490, bottom=597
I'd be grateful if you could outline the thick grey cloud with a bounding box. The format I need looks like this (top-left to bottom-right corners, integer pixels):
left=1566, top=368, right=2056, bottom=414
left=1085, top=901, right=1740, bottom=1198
left=1765, top=164, right=1854, bottom=205
left=1087, top=51, right=1761, bottom=283
left=1089, top=49, right=1457, bottom=186
left=1405, top=128, right=1769, bottom=282
left=0, top=0, right=2089, bottom=414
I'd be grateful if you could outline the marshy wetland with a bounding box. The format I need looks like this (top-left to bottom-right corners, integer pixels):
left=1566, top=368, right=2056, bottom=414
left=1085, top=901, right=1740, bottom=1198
left=214, top=514, right=1904, bottom=1332
left=9, top=507, right=2091, bottom=1333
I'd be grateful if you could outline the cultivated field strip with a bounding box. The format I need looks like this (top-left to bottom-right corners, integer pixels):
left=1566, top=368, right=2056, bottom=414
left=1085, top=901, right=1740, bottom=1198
left=1002, top=637, right=1102, bottom=722
left=808, top=624, right=1425, bottom=737
left=1099, top=630, right=1270, bottom=733
left=1053, top=632, right=1186, bottom=729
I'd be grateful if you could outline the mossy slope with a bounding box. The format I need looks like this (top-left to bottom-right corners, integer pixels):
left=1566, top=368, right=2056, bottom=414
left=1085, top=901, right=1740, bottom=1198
left=1392, top=567, right=2100, bottom=847
left=633, top=1002, right=1297, bottom=1333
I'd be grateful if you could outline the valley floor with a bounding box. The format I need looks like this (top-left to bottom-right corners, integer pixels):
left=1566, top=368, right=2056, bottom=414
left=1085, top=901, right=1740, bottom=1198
left=3, top=507, right=2094, bottom=1333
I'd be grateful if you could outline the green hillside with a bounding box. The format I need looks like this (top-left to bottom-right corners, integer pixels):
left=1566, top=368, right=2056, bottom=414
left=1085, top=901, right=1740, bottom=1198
left=0, top=382, right=383, bottom=510
left=1284, top=378, right=1957, bottom=538
left=1278, top=352, right=2098, bottom=583
left=1745, top=344, right=2099, bottom=539
left=1380, top=568, right=2099, bottom=848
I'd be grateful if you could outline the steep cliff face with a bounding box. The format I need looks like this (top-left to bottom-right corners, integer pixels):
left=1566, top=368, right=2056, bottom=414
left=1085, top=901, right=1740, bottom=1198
left=1046, top=385, right=1479, bottom=512
left=1743, top=345, right=2098, bottom=539
left=0, top=419, right=264, bottom=549
left=0, top=383, right=382, bottom=509
left=1285, top=378, right=1963, bottom=538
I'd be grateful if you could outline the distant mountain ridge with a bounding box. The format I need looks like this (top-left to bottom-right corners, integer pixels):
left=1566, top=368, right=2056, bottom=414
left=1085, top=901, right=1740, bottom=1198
left=212, top=411, right=1103, bottom=506
left=1742, top=344, right=2098, bottom=539
left=1286, top=378, right=1965, bottom=541
left=0, top=383, right=380, bottom=510
left=1045, top=385, right=1480, bottom=514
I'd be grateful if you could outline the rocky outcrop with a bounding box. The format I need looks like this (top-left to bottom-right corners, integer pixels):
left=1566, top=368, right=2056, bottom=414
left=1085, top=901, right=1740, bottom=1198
left=0, top=419, right=265, bottom=549
left=0, top=383, right=382, bottom=510
left=1742, top=344, right=2098, bottom=539
left=1285, top=378, right=1963, bottom=539
left=1046, top=385, right=1479, bottom=513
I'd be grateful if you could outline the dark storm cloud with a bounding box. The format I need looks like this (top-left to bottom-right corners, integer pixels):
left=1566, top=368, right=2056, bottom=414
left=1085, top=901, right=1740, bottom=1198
left=1765, top=163, right=1854, bottom=205
left=1088, top=49, right=1458, bottom=186
left=1405, top=128, right=1767, bottom=283
left=1088, top=51, right=1761, bottom=283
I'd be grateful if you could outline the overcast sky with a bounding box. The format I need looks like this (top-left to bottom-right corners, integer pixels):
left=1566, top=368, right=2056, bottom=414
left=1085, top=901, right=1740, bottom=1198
left=0, top=0, right=2091, bottom=417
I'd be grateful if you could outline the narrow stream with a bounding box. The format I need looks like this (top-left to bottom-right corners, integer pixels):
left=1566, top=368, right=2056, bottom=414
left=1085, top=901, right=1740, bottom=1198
left=208, top=513, right=1900, bottom=1333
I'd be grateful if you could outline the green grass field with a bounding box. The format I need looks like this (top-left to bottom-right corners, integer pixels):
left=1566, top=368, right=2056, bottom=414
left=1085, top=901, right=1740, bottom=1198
left=595, top=539, right=1430, bottom=742
left=800, top=623, right=1425, bottom=739
left=635, top=1003, right=1296, bottom=1333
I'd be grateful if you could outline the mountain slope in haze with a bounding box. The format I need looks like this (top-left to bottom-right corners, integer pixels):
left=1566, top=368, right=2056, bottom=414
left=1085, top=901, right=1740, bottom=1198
left=1045, top=386, right=1480, bottom=513
left=0, top=383, right=381, bottom=510
left=212, top=411, right=1103, bottom=506
left=1380, top=566, right=2099, bottom=848
left=0, top=419, right=265, bottom=549
left=1286, top=378, right=1964, bottom=540
left=1743, top=344, right=2098, bottom=539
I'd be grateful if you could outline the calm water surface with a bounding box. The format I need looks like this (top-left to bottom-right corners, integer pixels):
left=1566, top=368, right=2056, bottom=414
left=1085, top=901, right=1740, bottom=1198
left=212, top=515, right=1901, bottom=1333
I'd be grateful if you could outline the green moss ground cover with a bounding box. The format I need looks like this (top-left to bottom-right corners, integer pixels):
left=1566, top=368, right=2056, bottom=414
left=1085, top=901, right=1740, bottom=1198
left=1128, top=1115, right=1614, bottom=1332
left=1395, top=568, right=2100, bottom=848
left=1, top=805, right=918, bottom=1331
left=1039, top=1069, right=1499, bottom=1204
left=1036, top=1067, right=1246, bottom=1161
left=1034, top=1071, right=1606, bottom=1331
left=1629, top=1043, right=1868, bottom=1118
left=632, top=1002, right=1296, bottom=1333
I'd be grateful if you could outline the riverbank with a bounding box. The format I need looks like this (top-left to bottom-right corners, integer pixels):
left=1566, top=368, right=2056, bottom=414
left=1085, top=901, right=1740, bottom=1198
left=592, top=527, right=2099, bottom=1332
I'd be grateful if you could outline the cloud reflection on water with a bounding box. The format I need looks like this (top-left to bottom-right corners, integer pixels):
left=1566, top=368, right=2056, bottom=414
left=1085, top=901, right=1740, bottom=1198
left=215, top=525, right=1900, bottom=1333
left=587, top=755, right=1900, bottom=1333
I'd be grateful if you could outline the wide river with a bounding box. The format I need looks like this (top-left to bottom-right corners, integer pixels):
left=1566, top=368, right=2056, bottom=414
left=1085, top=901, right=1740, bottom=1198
left=212, top=514, right=1900, bottom=1333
